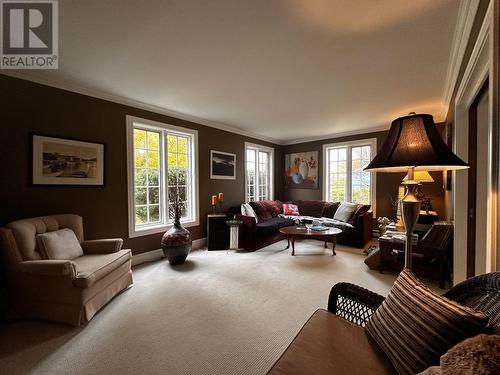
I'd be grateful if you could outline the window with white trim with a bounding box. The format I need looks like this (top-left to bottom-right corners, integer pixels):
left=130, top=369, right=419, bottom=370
left=127, top=116, right=198, bottom=237
left=245, top=142, right=274, bottom=202
left=323, top=139, right=376, bottom=209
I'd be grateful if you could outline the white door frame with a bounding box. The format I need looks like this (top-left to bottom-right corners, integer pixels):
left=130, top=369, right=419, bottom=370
left=453, top=2, right=498, bottom=284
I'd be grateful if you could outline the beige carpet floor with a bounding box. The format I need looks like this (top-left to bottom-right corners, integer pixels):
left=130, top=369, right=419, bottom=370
left=0, top=240, right=399, bottom=375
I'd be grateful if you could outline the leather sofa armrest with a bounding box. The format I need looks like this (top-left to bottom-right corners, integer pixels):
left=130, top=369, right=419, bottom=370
left=356, top=211, right=373, bottom=242
left=81, top=238, right=123, bottom=254
left=235, top=214, right=256, bottom=229
left=19, top=260, right=76, bottom=278
left=235, top=214, right=257, bottom=250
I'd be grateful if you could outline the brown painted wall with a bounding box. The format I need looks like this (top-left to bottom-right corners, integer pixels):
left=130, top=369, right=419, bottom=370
left=282, top=128, right=446, bottom=220
left=0, top=74, right=284, bottom=255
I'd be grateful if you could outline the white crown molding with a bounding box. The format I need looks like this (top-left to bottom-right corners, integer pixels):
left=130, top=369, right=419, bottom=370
left=281, top=124, right=390, bottom=145
left=1, top=71, right=285, bottom=145
left=442, top=0, right=481, bottom=119
left=3, top=71, right=395, bottom=146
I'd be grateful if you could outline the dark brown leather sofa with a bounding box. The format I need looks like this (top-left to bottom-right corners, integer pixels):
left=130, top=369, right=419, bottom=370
left=236, top=200, right=372, bottom=251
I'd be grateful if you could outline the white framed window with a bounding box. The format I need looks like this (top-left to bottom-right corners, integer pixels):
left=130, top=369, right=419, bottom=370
left=323, top=138, right=376, bottom=212
left=245, top=142, right=274, bottom=202
left=126, top=115, right=199, bottom=238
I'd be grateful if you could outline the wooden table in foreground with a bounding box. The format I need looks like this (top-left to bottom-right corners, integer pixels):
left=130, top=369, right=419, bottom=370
left=279, top=226, right=343, bottom=256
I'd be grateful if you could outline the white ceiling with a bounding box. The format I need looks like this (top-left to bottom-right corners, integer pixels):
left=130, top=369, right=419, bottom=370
left=9, top=0, right=461, bottom=144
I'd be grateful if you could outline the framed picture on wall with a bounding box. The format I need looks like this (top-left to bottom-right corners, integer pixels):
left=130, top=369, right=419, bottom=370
left=285, top=151, right=318, bottom=189
left=210, top=150, right=236, bottom=180
left=32, top=135, right=105, bottom=186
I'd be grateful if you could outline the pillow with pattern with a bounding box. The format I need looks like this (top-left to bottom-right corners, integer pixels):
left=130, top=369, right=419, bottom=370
left=366, top=269, right=488, bottom=375
left=283, top=203, right=300, bottom=216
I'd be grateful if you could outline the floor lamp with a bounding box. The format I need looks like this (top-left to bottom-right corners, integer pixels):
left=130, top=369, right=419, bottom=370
left=364, top=114, right=469, bottom=270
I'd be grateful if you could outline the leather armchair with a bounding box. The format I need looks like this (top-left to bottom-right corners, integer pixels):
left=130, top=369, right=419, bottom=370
left=0, top=214, right=133, bottom=326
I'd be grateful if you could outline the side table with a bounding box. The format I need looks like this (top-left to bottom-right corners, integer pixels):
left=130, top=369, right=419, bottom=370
left=207, top=213, right=229, bottom=250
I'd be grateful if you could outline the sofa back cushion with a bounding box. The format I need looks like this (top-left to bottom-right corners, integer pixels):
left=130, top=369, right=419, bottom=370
left=323, top=202, right=340, bottom=218
left=298, top=200, right=326, bottom=218
left=366, top=269, right=488, bottom=375
left=36, top=228, right=84, bottom=260
left=333, top=202, right=358, bottom=222
left=348, top=204, right=371, bottom=225
left=249, top=200, right=283, bottom=222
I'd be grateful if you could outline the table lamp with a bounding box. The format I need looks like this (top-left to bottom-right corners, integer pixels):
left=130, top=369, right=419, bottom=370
left=364, top=113, right=468, bottom=269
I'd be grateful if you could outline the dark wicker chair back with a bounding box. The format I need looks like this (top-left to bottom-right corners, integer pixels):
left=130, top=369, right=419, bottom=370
left=329, top=272, right=500, bottom=331
left=443, top=272, right=500, bottom=334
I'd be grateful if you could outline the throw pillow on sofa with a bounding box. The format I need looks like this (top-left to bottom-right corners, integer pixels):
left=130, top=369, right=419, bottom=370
left=333, top=202, right=358, bottom=222
left=36, top=228, right=84, bottom=260
left=283, top=203, right=300, bottom=216
left=241, top=203, right=258, bottom=223
left=366, top=269, right=488, bottom=375
left=249, top=201, right=273, bottom=222
left=323, top=201, right=340, bottom=218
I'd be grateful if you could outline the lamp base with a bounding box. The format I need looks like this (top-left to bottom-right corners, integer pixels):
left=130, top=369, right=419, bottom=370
left=400, top=183, right=421, bottom=269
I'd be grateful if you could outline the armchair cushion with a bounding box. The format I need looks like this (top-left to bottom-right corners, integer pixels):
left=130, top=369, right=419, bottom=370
left=36, top=228, right=84, bottom=260
left=81, top=239, right=123, bottom=254
left=366, top=269, right=488, bottom=375
left=268, top=309, right=394, bottom=375
left=72, top=249, right=131, bottom=288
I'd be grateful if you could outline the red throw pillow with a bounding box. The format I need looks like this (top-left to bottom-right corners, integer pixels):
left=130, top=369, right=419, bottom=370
left=283, top=203, right=300, bottom=216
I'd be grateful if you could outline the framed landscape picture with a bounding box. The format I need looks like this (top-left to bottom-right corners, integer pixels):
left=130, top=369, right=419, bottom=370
left=32, top=135, right=105, bottom=186
left=285, top=151, right=318, bottom=189
left=210, top=150, right=236, bottom=179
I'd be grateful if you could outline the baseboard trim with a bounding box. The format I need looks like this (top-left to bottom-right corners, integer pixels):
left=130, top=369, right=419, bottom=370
left=132, top=237, right=207, bottom=266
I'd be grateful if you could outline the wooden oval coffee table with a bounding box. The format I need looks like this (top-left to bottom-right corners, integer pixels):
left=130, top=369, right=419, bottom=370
left=279, top=226, right=343, bottom=256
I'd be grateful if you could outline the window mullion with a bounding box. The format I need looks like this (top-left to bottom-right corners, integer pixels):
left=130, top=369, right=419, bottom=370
left=255, top=152, right=260, bottom=200
left=162, top=131, right=168, bottom=225
left=347, top=146, right=352, bottom=202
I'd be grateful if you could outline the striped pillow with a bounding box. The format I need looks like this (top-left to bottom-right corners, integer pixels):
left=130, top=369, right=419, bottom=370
left=366, top=269, right=488, bottom=375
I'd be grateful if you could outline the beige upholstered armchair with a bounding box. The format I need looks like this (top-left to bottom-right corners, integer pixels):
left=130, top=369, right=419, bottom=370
left=0, top=214, right=133, bottom=326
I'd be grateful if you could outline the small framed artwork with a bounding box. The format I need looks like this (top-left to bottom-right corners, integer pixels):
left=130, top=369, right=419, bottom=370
left=32, top=135, right=105, bottom=186
left=210, top=150, right=236, bottom=180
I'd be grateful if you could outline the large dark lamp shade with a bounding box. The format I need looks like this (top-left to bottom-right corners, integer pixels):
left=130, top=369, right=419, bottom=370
left=364, top=113, right=468, bottom=271
left=364, top=114, right=468, bottom=172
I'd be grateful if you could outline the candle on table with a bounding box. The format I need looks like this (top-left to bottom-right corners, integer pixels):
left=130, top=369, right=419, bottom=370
left=211, top=195, right=217, bottom=206
left=218, top=193, right=224, bottom=202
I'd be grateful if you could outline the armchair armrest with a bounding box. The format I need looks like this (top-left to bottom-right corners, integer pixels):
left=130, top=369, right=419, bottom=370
left=81, top=238, right=123, bottom=254
left=328, top=282, right=385, bottom=326
left=19, top=260, right=76, bottom=277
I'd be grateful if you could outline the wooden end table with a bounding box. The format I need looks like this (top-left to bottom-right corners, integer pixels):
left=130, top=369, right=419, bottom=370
left=279, top=226, right=342, bottom=256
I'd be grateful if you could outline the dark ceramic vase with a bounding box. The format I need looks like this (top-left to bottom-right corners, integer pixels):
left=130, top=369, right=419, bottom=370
left=161, top=219, right=192, bottom=265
